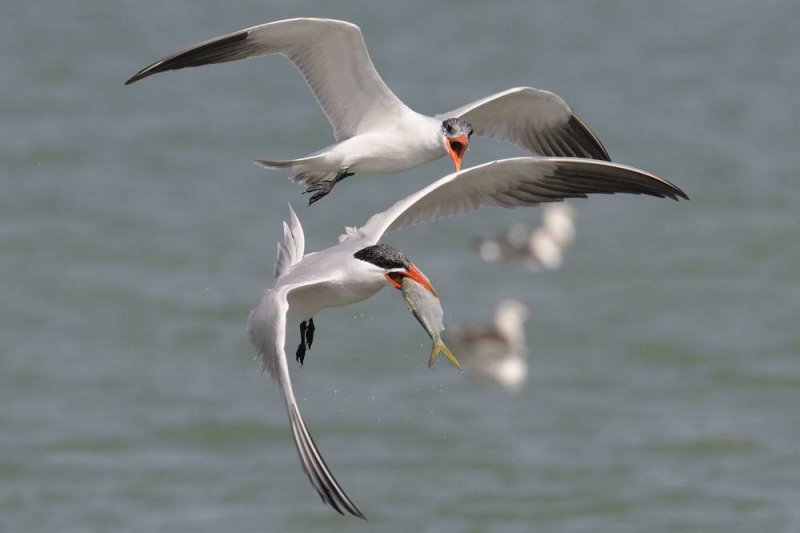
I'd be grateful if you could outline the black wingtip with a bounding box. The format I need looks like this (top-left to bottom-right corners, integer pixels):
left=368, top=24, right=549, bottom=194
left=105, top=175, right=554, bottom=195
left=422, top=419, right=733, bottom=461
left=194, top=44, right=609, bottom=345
left=567, top=114, right=612, bottom=161
left=662, top=187, right=689, bottom=202
left=288, top=405, right=366, bottom=519
left=659, top=176, right=690, bottom=202
left=124, top=30, right=250, bottom=86
left=124, top=59, right=170, bottom=85
left=548, top=159, right=689, bottom=203
left=125, top=61, right=166, bottom=85
left=124, top=71, right=146, bottom=85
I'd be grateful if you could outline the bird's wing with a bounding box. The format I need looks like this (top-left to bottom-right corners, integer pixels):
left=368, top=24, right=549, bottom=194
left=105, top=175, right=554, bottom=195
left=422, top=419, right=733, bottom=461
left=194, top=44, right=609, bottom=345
left=247, top=281, right=365, bottom=519
left=275, top=204, right=305, bottom=278
left=125, top=18, right=410, bottom=141
left=360, top=157, right=687, bottom=241
left=437, top=87, right=610, bottom=160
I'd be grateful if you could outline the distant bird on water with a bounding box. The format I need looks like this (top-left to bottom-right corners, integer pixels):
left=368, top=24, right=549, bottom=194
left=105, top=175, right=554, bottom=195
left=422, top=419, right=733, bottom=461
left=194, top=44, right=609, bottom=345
left=478, top=202, right=577, bottom=271
left=125, top=18, right=610, bottom=204
left=449, top=300, right=530, bottom=392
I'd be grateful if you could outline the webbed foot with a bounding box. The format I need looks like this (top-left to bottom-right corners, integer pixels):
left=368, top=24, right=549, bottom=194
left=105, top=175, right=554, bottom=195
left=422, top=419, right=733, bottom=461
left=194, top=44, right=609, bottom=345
left=304, top=181, right=335, bottom=205
left=303, top=170, right=354, bottom=206
left=296, top=321, right=308, bottom=365
left=306, top=318, right=315, bottom=350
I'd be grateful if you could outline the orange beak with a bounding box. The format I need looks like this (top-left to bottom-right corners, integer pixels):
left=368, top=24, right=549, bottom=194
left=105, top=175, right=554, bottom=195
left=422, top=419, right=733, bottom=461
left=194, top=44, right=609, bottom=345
left=385, top=262, right=437, bottom=296
left=445, top=133, right=470, bottom=171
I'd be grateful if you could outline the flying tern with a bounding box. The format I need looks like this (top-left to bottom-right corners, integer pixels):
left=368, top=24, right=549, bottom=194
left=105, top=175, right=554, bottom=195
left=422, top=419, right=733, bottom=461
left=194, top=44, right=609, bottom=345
left=246, top=157, right=687, bottom=517
left=126, top=18, right=611, bottom=204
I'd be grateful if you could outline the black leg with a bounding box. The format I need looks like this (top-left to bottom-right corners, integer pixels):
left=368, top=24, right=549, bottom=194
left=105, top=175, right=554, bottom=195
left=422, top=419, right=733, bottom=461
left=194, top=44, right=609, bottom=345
left=296, top=321, right=307, bottom=365
left=304, top=170, right=355, bottom=205
left=306, top=318, right=315, bottom=350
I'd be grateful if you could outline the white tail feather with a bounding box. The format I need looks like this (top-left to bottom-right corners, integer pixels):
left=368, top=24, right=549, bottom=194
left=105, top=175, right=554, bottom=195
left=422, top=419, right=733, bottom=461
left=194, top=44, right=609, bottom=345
left=254, top=158, right=337, bottom=187
left=274, top=204, right=305, bottom=278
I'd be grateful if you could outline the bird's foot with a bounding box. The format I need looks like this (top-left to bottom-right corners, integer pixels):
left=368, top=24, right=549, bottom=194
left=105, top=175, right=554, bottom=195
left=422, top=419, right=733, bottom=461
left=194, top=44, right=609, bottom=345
left=306, top=318, right=315, bottom=350
left=295, top=342, right=306, bottom=365
left=296, top=321, right=308, bottom=365
left=304, top=181, right=334, bottom=206
left=303, top=170, right=354, bottom=206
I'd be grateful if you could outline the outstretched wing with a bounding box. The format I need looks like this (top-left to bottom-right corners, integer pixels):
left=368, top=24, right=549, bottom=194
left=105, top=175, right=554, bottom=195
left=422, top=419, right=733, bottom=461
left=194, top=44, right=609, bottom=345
left=125, top=18, right=411, bottom=141
left=247, top=283, right=366, bottom=519
left=437, top=87, right=610, bottom=160
left=275, top=204, right=305, bottom=278
left=360, top=157, right=687, bottom=242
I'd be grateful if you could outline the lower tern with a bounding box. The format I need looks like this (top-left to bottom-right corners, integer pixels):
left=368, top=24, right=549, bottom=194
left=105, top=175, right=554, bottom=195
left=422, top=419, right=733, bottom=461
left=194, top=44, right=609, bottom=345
left=246, top=157, right=687, bottom=518
left=125, top=18, right=610, bottom=204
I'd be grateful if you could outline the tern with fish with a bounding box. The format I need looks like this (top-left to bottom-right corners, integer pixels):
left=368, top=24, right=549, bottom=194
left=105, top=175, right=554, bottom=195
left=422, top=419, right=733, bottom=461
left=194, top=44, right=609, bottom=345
left=246, top=156, right=688, bottom=518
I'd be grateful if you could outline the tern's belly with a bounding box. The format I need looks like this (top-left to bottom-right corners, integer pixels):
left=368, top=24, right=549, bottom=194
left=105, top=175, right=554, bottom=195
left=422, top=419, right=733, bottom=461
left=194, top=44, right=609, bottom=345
left=351, top=150, right=441, bottom=175
left=334, top=131, right=444, bottom=175
left=287, top=278, right=382, bottom=319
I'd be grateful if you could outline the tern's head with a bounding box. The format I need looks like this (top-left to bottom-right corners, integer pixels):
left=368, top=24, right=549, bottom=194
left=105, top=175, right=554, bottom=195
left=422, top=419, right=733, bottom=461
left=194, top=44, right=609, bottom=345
left=354, top=243, right=436, bottom=295
left=440, top=117, right=473, bottom=172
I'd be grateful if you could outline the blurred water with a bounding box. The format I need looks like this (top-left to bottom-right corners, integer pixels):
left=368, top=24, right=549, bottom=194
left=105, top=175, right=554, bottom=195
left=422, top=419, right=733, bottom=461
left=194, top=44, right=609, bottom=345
left=2, top=1, right=799, bottom=531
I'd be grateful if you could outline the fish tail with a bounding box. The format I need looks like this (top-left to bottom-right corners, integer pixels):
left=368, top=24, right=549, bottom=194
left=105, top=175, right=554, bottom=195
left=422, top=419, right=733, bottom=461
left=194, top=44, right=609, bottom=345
left=429, top=339, right=462, bottom=370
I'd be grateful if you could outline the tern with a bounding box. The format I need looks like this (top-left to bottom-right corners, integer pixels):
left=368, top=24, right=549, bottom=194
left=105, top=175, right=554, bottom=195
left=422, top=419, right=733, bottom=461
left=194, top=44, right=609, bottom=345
left=246, top=157, right=687, bottom=517
left=449, top=300, right=530, bottom=393
left=126, top=18, right=611, bottom=204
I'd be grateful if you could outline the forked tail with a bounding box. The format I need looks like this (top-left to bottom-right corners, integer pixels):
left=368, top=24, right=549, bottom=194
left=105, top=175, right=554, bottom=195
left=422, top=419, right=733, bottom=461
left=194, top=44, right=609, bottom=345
left=428, top=339, right=462, bottom=370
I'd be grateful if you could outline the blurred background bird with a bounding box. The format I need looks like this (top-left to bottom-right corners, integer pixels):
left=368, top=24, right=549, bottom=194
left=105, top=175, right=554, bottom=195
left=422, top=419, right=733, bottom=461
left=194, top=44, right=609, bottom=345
left=477, top=203, right=577, bottom=271
left=448, top=300, right=530, bottom=393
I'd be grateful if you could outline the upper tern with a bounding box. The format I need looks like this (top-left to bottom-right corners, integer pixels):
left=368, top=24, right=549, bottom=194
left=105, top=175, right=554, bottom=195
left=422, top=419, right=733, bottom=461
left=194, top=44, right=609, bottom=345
left=126, top=18, right=611, bottom=204
left=245, top=157, right=687, bottom=517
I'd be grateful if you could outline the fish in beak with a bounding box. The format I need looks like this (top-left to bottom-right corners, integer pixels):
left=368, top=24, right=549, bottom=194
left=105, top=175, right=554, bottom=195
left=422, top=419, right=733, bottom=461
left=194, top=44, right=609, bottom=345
left=385, top=262, right=437, bottom=296
left=445, top=133, right=470, bottom=171
left=400, top=277, right=461, bottom=370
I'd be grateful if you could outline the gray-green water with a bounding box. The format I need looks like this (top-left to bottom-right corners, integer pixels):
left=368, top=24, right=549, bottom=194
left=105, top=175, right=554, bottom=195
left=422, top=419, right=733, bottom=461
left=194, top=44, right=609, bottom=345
left=3, top=1, right=799, bottom=531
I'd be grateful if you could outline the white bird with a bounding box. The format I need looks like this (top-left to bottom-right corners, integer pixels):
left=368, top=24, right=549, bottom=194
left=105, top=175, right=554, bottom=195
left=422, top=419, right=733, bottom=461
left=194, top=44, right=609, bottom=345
left=449, top=300, right=530, bottom=393
left=478, top=202, right=578, bottom=271
left=245, top=157, right=687, bottom=517
left=125, top=18, right=611, bottom=204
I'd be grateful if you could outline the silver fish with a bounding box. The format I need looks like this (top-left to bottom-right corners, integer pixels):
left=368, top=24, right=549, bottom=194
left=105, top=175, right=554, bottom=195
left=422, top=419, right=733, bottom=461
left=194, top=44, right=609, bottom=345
left=401, top=277, right=461, bottom=369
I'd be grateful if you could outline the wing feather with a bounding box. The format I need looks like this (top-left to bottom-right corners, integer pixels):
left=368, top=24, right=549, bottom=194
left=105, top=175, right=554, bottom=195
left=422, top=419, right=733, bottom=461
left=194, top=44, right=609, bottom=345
left=438, top=87, right=610, bottom=161
left=360, top=157, right=687, bottom=242
left=126, top=18, right=410, bottom=141
left=247, top=284, right=366, bottom=519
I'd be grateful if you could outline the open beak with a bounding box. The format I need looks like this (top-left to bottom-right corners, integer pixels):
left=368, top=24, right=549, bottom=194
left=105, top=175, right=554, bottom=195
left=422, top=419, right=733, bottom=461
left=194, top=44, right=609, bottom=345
left=385, top=263, right=437, bottom=296
left=445, top=133, right=470, bottom=171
